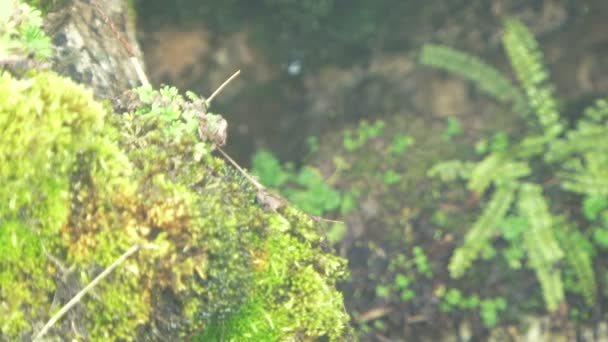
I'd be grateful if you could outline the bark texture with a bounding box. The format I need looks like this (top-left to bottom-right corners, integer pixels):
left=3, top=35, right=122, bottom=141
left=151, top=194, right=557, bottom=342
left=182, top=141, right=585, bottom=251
left=43, top=0, right=144, bottom=99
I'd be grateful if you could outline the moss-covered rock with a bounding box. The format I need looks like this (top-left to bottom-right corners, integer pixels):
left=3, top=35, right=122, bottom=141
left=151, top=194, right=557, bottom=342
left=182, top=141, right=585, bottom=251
left=0, top=1, right=351, bottom=340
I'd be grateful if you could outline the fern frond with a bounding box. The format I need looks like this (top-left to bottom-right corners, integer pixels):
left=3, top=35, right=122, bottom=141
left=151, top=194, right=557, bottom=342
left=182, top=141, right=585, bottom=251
left=467, top=153, right=503, bottom=193
left=420, top=44, right=528, bottom=114
left=560, top=173, right=608, bottom=196
left=449, top=185, right=515, bottom=278
left=556, top=224, right=597, bottom=305
left=493, top=160, right=530, bottom=186
left=502, top=18, right=563, bottom=138
left=467, top=153, right=529, bottom=193
left=583, top=98, right=608, bottom=123
left=530, top=262, right=564, bottom=312
left=559, top=152, right=608, bottom=195
left=517, top=183, right=564, bottom=310
left=546, top=120, right=608, bottom=162
left=427, top=160, right=473, bottom=181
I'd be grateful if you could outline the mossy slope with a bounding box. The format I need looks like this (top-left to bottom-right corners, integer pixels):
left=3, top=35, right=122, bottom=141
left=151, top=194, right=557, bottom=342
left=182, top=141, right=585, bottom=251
left=0, top=3, right=350, bottom=339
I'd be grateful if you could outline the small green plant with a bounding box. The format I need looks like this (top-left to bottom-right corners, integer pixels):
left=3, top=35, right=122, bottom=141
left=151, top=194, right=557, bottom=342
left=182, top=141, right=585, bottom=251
left=342, top=119, right=385, bottom=151
left=475, top=130, right=510, bottom=155
left=390, top=134, right=415, bottom=155
left=436, top=287, right=479, bottom=313
left=394, top=273, right=415, bottom=301
left=375, top=284, right=391, bottom=299
left=423, top=18, right=608, bottom=313
left=306, top=135, right=320, bottom=154
left=382, top=169, right=402, bottom=185
left=375, top=247, right=434, bottom=304
left=479, top=297, right=507, bottom=328
left=435, top=287, right=506, bottom=328
left=133, top=85, right=202, bottom=139
left=412, top=246, right=432, bottom=278
left=0, top=0, right=52, bottom=61
left=442, top=117, right=463, bottom=141
left=252, top=150, right=342, bottom=217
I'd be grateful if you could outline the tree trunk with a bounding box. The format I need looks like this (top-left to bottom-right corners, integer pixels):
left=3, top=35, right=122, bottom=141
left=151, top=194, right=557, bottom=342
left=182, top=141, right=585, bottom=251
left=44, top=0, right=144, bottom=99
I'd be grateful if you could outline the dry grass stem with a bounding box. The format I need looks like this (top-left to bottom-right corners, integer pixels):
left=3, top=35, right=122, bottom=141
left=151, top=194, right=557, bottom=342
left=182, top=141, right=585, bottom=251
left=32, top=244, right=159, bottom=341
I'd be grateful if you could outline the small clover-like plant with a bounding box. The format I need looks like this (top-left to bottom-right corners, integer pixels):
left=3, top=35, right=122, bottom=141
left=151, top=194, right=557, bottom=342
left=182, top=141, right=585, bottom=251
left=252, top=150, right=342, bottom=217
left=0, top=0, right=52, bottom=71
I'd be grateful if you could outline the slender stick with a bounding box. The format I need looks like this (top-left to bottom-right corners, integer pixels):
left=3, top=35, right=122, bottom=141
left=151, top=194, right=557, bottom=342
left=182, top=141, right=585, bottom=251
left=217, top=147, right=264, bottom=190
left=217, top=147, right=344, bottom=224
left=206, top=70, right=241, bottom=105
left=129, top=56, right=150, bottom=87
left=32, top=244, right=159, bottom=341
left=91, top=0, right=150, bottom=87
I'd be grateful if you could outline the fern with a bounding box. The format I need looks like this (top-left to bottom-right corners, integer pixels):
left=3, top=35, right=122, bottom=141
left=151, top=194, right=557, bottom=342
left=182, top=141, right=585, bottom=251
left=424, top=18, right=605, bottom=314
left=466, top=153, right=504, bottom=193
left=559, top=153, right=608, bottom=195
left=546, top=99, right=608, bottom=162
left=502, top=18, right=562, bottom=138
left=426, top=160, right=473, bottom=182
left=584, top=98, right=608, bottom=122
left=420, top=44, right=528, bottom=116
left=517, top=183, right=565, bottom=310
left=556, top=223, right=597, bottom=305
left=466, top=153, right=530, bottom=193
left=449, top=185, right=515, bottom=278
left=547, top=123, right=608, bottom=162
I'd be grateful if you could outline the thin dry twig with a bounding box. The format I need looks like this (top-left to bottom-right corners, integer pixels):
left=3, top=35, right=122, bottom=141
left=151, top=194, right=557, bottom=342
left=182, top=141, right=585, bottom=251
left=217, top=146, right=344, bottom=224
left=91, top=0, right=150, bottom=87
left=32, top=244, right=159, bottom=341
left=217, top=147, right=265, bottom=191
left=206, top=70, right=241, bottom=105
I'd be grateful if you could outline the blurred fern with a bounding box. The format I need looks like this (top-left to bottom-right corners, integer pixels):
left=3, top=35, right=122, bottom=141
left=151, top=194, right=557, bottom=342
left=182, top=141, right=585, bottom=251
left=503, top=18, right=562, bottom=138
left=424, top=18, right=607, bottom=312
left=517, top=183, right=564, bottom=310
left=420, top=44, right=529, bottom=116
left=556, top=224, right=596, bottom=305
left=449, top=185, right=515, bottom=278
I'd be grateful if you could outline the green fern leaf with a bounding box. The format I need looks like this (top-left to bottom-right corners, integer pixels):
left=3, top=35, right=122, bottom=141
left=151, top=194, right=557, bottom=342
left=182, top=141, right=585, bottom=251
left=560, top=173, right=608, bottom=196
left=420, top=44, right=528, bottom=115
left=559, top=152, right=608, bottom=195
left=583, top=98, right=608, bottom=123
left=427, top=160, right=473, bottom=181
left=557, top=224, right=597, bottom=305
left=503, top=18, right=563, bottom=138
left=547, top=120, right=608, bottom=162
left=467, top=153, right=529, bottom=193
left=531, top=263, right=564, bottom=312
left=467, top=153, right=504, bottom=193
left=449, top=185, right=515, bottom=278
left=518, top=183, right=564, bottom=310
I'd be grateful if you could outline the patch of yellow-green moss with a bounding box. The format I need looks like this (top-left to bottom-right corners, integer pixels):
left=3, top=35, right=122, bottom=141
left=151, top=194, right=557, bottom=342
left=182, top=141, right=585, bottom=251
left=198, top=207, right=349, bottom=340
left=0, top=61, right=350, bottom=342
left=0, top=70, right=127, bottom=337
left=2, top=1, right=350, bottom=337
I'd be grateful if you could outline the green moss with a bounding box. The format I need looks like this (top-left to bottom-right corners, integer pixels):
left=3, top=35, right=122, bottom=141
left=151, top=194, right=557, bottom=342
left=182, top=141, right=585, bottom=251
left=1, top=3, right=350, bottom=338
left=199, top=208, right=349, bottom=341
left=0, top=70, right=115, bottom=335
